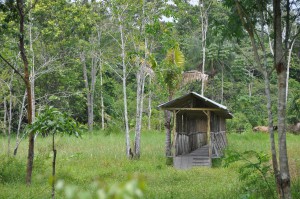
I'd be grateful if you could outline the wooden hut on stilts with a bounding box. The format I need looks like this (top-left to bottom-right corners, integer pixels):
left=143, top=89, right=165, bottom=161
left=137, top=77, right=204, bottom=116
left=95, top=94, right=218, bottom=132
left=158, top=92, right=233, bottom=169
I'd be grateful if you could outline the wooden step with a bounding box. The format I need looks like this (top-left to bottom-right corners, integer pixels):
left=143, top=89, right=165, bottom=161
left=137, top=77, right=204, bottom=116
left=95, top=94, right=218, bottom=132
left=174, top=145, right=211, bottom=169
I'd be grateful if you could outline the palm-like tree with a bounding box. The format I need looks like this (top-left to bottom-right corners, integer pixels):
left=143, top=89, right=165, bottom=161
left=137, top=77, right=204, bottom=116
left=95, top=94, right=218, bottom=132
left=160, top=44, right=184, bottom=156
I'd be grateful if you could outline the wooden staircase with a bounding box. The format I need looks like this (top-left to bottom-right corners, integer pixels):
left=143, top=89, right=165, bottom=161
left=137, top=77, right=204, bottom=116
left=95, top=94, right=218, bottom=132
left=173, top=145, right=211, bottom=169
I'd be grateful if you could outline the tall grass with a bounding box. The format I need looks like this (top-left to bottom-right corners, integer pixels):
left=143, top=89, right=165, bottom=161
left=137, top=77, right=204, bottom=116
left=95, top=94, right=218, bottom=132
left=0, top=131, right=299, bottom=198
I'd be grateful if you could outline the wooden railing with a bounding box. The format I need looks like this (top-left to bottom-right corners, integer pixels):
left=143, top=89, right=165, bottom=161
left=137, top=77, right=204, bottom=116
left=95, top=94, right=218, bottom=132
left=211, top=131, right=227, bottom=158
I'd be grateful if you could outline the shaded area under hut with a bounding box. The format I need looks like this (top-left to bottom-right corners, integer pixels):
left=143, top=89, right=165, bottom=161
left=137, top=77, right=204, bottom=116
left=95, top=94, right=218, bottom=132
left=158, top=92, right=233, bottom=169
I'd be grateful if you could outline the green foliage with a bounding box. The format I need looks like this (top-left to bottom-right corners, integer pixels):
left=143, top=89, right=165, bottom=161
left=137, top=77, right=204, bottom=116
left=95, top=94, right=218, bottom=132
left=26, top=106, right=81, bottom=137
left=224, top=150, right=276, bottom=198
left=103, top=121, right=123, bottom=136
left=227, top=112, right=252, bottom=133
left=159, top=44, right=185, bottom=98
left=0, top=155, right=25, bottom=184
left=288, top=79, right=300, bottom=124
left=55, top=176, right=145, bottom=199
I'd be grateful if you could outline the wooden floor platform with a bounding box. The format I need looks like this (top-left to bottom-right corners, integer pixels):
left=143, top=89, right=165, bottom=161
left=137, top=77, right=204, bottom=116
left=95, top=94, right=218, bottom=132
left=173, top=145, right=211, bottom=169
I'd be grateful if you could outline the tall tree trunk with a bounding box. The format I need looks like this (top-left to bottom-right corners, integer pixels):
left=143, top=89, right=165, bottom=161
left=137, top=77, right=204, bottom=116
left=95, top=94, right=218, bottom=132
left=52, top=134, right=56, bottom=199
left=274, top=0, right=291, bottom=198
left=221, top=63, right=224, bottom=104
left=165, top=94, right=173, bottom=157
left=248, top=70, right=253, bottom=97
left=164, top=109, right=172, bottom=157
left=29, top=4, right=35, bottom=124
left=14, top=89, right=27, bottom=156
left=199, top=0, right=211, bottom=96
left=3, top=97, right=7, bottom=136
left=99, top=58, right=105, bottom=130
left=285, top=38, right=295, bottom=102
left=148, top=78, right=152, bottom=130
left=80, top=52, right=95, bottom=132
left=134, top=70, right=142, bottom=158
left=16, top=0, right=34, bottom=185
left=260, top=10, right=281, bottom=196
left=89, top=55, right=96, bottom=132
left=134, top=0, right=147, bottom=159
left=134, top=65, right=146, bottom=158
left=235, top=1, right=281, bottom=195
left=7, top=71, right=14, bottom=156
left=118, top=16, right=130, bottom=158
left=97, top=30, right=105, bottom=130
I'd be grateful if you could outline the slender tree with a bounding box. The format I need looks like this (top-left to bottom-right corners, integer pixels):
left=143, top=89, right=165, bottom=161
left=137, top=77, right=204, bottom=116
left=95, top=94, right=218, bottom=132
left=161, top=45, right=185, bottom=156
left=199, top=0, right=212, bottom=96
left=273, top=0, right=291, bottom=197
left=16, top=0, right=36, bottom=185
left=26, top=106, right=80, bottom=199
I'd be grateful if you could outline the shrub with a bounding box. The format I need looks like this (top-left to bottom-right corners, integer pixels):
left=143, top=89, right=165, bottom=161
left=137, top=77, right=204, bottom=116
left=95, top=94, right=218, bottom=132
left=0, top=155, right=26, bottom=184
left=103, top=121, right=123, bottom=136
left=227, top=112, right=252, bottom=133
left=224, top=150, right=276, bottom=198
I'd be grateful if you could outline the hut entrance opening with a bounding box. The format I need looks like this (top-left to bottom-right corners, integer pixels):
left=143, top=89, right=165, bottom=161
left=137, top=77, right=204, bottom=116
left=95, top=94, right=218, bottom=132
left=175, top=111, right=208, bottom=156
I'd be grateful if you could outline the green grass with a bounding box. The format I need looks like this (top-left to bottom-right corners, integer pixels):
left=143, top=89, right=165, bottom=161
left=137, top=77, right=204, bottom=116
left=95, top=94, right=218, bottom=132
left=0, top=131, right=300, bottom=199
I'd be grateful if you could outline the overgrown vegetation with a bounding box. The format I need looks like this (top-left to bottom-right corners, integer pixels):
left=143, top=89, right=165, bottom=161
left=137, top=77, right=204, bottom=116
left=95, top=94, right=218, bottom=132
left=224, top=150, right=276, bottom=198
left=0, top=131, right=300, bottom=198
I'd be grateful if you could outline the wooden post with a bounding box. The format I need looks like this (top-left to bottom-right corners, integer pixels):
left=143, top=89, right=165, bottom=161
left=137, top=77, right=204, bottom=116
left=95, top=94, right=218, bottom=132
left=207, top=111, right=212, bottom=167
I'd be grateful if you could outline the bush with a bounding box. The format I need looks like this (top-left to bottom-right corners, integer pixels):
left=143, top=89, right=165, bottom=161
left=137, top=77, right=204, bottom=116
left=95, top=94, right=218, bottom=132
left=223, top=150, right=276, bottom=198
left=0, top=155, right=26, bottom=184
left=103, top=121, right=123, bottom=136
left=227, top=112, right=252, bottom=133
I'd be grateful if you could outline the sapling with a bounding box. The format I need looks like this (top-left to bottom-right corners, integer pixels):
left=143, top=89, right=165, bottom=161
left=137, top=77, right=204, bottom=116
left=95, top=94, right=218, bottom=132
left=25, top=106, right=81, bottom=199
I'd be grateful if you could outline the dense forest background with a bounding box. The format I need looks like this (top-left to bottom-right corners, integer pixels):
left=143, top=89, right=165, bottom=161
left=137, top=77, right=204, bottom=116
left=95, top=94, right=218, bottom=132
left=0, top=0, right=299, bottom=139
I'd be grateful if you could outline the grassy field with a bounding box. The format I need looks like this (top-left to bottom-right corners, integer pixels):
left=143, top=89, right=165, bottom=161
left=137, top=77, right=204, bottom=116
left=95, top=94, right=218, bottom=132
left=0, top=130, right=300, bottom=199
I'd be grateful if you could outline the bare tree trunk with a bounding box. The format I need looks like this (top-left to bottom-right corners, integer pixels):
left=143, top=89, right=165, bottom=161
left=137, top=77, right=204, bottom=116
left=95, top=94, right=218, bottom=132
left=134, top=70, right=142, bottom=158
left=29, top=4, right=35, bottom=124
left=259, top=11, right=281, bottom=196
left=14, top=89, right=27, bottom=156
left=118, top=16, right=130, bottom=158
left=134, top=2, right=149, bottom=158
left=17, top=89, right=27, bottom=138
left=80, top=52, right=96, bottom=132
left=248, top=70, right=253, bottom=97
left=148, top=78, right=152, bottom=130
left=96, top=29, right=105, bottom=130
left=91, top=54, right=97, bottom=131
left=285, top=39, right=295, bottom=102
left=100, top=60, right=105, bottom=130
left=274, top=0, right=291, bottom=197
left=199, top=0, right=211, bottom=96
left=221, top=63, right=224, bottom=104
left=3, top=97, right=7, bottom=136
left=134, top=66, right=146, bottom=158
left=7, top=71, right=14, bottom=156
left=165, top=94, right=173, bottom=157
left=164, top=109, right=171, bottom=157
